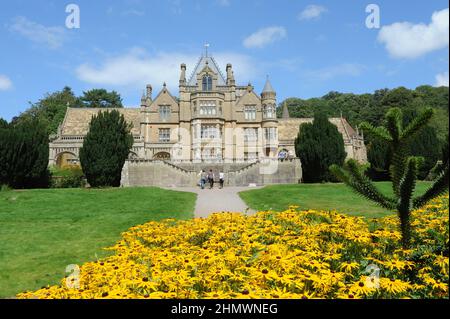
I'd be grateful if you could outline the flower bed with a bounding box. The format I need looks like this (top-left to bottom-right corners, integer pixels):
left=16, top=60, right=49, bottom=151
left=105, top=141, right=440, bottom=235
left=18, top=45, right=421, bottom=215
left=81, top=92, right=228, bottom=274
left=18, top=196, right=449, bottom=299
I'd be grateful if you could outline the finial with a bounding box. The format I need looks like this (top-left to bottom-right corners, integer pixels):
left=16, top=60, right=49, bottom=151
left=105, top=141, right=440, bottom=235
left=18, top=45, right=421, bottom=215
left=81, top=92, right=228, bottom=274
left=204, top=43, right=210, bottom=57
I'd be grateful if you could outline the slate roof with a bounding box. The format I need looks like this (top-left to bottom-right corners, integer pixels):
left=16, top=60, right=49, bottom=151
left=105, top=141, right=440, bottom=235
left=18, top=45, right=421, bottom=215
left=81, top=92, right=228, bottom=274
left=60, top=108, right=141, bottom=136
left=278, top=117, right=357, bottom=142
left=262, top=77, right=275, bottom=93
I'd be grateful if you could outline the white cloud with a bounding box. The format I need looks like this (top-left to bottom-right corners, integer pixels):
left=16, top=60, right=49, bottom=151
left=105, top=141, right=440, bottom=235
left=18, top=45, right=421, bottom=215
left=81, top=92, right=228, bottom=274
left=9, top=16, right=66, bottom=49
left=76, top=48, right=258, bottom=91
left=435, top=71, right=449, bottom=87
left=243, top=26, right=287, bottom=49
left=378, top=8, right=449, bottom=59
left=0, top=75, right=13, bottom=91
left=298, top=5, right=327, bottom=21
left=307, top=63, right=366, bottom=80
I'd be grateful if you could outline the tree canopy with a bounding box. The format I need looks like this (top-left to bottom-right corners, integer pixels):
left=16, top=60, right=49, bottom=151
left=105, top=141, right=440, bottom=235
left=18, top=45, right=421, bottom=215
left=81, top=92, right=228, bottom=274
left=81, top=89, right=123, bottom=108
left=280, top=85, right=448, bottom=180
left=11, top=87, right=123, bottom=135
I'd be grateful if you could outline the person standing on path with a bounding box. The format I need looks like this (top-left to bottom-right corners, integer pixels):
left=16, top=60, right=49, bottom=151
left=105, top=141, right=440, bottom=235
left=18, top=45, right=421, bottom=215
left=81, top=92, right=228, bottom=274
left=219, top=171, right=225, bottom=189
left=208, top=170, right=215, bottom=189
left=198, top=170, right=207, bottom=189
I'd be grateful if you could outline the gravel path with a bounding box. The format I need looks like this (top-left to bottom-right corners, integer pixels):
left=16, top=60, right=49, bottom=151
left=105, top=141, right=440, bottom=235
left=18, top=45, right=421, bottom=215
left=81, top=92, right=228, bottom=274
left=165, top=186, right=262, bottom=218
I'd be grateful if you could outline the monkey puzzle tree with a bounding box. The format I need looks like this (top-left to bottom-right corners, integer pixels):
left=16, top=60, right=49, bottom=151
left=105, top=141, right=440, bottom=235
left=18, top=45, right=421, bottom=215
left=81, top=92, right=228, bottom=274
left=330, top=107, right=449, bottom=248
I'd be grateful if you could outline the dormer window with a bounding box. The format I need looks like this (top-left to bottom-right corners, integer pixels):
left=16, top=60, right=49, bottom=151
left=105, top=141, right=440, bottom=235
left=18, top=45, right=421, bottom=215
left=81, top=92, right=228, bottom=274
left=202, top=75, right=212, bottom=91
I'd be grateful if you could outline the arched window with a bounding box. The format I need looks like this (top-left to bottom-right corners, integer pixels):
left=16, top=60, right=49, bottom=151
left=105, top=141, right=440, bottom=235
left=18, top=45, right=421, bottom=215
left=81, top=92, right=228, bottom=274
left=202, top=75, right=212, bottom=91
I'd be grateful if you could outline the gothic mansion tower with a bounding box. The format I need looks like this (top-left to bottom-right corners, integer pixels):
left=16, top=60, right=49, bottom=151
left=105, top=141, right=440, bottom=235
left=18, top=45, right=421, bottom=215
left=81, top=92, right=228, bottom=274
left=49, top=52, right=367, bottom=186
left=141, top=54, right=279, bottom=162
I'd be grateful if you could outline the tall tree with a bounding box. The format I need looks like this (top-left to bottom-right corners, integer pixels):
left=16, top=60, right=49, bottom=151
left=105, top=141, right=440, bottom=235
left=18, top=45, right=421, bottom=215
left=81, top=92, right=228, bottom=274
left=80, top=89, right=123, bottom=108
left=295, top=112, right=347, bottom=183
left=11, top=87, right=81, bottom=135
left=0, top=118, right=8, bottom=129
left=0, top=119, right=50, bottom=188
left=331, top=107, right=449, bottom=248
left=366, top=137, right=391, bottom=181
left=79, top=110, right=133, bottom=187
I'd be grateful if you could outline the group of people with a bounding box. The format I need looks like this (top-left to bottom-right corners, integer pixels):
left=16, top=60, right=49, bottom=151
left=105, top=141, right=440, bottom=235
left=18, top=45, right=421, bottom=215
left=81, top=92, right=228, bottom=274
left=198, top=170, right=225, bottom=190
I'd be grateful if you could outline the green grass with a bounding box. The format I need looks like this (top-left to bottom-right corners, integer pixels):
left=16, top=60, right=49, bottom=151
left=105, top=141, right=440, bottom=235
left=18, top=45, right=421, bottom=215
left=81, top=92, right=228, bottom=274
left=240, top=182, right=432, bottom=218
left=0, top=187, right=196, bottom=298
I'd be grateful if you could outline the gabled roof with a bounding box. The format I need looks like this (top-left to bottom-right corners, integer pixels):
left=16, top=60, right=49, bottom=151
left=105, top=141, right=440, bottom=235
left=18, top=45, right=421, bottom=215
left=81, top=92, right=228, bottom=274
left=187, top=55, right=226, bottom=86
left=151, top=84, right=178, bottom=105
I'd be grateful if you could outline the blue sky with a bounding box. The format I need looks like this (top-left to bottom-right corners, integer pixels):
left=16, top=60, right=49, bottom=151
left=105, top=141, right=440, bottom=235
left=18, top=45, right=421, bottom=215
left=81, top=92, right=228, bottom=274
left=0, top=0, right=448, bottom=121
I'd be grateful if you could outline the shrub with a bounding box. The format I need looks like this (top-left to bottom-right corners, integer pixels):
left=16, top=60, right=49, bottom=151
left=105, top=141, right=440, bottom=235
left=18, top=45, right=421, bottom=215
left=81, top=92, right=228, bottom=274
left=51, top=165, right=86, bottom=188
left=0, top=119, right=50, bottom=189
left=79, top=110, right=133, bottom=187
left=295, top=112, right=346, bottom=183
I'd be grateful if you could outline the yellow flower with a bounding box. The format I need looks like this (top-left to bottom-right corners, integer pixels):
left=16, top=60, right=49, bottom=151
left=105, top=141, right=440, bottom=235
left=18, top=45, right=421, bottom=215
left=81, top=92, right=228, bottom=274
left=16, top=195, right=449, bottom=300
left=339, top=262, right=360, bottom=273
left=380, top=278, right=411, bottom=295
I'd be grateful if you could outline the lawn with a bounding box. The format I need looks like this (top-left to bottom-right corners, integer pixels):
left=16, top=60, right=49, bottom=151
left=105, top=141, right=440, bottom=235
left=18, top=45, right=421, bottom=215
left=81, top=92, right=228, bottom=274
left=239, top=182, right=433, bottom=218
left=0, top=187, right=196, bottom=298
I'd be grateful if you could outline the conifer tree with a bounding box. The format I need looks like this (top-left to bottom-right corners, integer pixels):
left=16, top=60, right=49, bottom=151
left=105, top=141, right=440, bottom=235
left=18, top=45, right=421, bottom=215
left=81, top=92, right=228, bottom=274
left=0, top=119, right=50, bottom=188
left=79, top=110, right=133, bottom=187
left=295, top=112, right=347, bottom=183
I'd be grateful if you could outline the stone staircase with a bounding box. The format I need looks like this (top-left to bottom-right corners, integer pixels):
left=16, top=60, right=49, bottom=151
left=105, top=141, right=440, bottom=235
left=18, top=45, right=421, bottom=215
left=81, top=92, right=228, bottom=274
left=121, top=158, right=302, bottom=187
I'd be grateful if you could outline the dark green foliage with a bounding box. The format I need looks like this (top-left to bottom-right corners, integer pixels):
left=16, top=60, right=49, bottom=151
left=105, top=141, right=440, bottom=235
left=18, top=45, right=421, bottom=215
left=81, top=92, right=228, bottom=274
left=79, top=110, right=133, bottom=187
left=295, top=112, right=347, bottom=183
left=331, top=107, right=449, bottom=248
left=408, top=126, right=441, bottom=179
left=11, top=87, right=82, bottom=135
left=442, top=136, right=449, bottom=167
left=0, top=118, right=8, bottom=129
left=281, top=86, right=448, bottom=181
left=80, top=89, right=123, bottom=108
left=366, top=138, right=391, bottom=181
left=0, top=119, right=50, bottom=189
left=10, top=87, right=124, bottom=136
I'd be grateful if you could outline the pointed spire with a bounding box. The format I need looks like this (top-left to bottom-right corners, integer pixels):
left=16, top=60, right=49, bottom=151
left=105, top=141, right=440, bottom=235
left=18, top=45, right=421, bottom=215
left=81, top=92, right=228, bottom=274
left=282, top=101, right=290, bottom=119
left=263, top=75, right=275, bottom=93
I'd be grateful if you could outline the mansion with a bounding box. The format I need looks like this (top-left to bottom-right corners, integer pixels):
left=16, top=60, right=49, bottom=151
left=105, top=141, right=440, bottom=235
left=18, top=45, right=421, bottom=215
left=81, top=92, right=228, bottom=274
left=49, top=53, right=367, bottom=186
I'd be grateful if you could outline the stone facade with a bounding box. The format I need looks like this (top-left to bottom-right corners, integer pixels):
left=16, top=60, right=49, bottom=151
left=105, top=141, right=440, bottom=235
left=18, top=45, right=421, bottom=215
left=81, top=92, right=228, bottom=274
left=49, top=52, right=366, bottom=186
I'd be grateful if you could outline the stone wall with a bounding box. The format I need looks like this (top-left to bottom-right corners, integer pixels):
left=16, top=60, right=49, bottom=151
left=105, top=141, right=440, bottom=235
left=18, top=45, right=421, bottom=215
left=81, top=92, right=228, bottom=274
left=121, top=160, right=198, bottom=187
left=121, top=158, right=302, bottom=187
